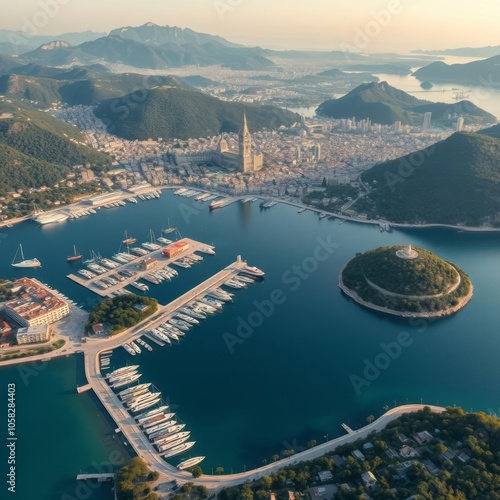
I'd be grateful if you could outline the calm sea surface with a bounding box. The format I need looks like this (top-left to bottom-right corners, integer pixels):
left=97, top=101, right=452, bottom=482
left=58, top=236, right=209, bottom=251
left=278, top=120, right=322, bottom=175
left=1, top=191, right=500, bottom=497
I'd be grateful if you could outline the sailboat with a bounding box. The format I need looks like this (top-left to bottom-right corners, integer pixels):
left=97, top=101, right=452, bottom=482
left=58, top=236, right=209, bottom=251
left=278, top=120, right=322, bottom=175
left=12, top=244, right=41, bottom=268
left=122, top=230, right=137, bottom=246
left=161, top=218, right=176, bottom=235
left=67, top=244, right=83, bottom=262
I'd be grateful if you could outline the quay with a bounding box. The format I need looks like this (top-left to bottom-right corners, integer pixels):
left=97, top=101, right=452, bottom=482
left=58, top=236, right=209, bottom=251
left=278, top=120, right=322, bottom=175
left=67, top=237, right=215, bottom=297
left=76, top=473, right=114, bottom=482
left=76, top=384, right=92, bottom=394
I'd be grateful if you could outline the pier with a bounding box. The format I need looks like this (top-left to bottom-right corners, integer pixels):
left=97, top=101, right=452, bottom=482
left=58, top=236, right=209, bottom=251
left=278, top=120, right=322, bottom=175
left=76, top=384, right=92, bottom=394
left=76, top=473, right=114, bottom=482
left=67, top=237, right=215, bottom=297
left=341, top=423, right=354, bottom=435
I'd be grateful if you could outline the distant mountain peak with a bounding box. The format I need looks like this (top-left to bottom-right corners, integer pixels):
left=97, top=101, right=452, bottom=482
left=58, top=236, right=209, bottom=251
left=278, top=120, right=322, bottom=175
left=39, top=40, right=71, bottom=51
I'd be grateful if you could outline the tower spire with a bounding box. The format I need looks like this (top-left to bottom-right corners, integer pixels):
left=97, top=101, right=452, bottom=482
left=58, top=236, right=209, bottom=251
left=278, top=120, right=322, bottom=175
left=242, top=111, right=249, bottom=135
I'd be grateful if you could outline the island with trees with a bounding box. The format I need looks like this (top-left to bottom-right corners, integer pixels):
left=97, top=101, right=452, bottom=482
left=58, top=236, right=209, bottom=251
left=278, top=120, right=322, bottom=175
left=339, top=246, right=473, bottom=317
left=86, top=294, right=158, bottom=336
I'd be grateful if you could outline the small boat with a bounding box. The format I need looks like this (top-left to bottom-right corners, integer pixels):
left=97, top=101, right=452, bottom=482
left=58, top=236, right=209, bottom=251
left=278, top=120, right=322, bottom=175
left=122, top=231, right=137, bottom=246
left=12, top=244, right=41, bottom=268
left=162, top=218, right=176, bottom=235
left=67, top=244, right=83, bottom=262
left=178, top=456, right=205, bottom=470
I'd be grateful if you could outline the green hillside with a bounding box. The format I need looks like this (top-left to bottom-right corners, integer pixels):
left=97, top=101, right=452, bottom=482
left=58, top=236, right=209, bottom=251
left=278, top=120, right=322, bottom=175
left=0, top=100, right=111, bottom=194
left=359, top=132, right=500, bottom=226
left=317, top=81, right=495, bottom=125
left=0, top=63, right=189, bottom=108
left=94, top=86, right=300, bottom=141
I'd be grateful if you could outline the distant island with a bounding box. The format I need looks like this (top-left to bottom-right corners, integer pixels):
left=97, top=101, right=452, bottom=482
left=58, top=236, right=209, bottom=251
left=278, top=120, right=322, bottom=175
left=420, top=81, right=433, bottom=89
left=316, top=81, right=495, bottom=126
left=357, top=131, right=500, bottom=227
left=339, top=246, right=473, bottom=317
left=413, top=55, right=500, bottom=85
left=413, top=45, right=500, bottom=57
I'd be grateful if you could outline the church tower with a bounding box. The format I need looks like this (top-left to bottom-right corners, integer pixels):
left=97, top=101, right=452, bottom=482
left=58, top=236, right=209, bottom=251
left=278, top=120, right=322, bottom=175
left=239, top=112, right=253, bottom=172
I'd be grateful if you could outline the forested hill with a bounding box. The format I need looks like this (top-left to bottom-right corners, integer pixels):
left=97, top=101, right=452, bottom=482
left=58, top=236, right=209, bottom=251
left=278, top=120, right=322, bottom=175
left=317, top=81, right=495, bottom=125
left=94, top=85, right=300, bottom=141
left=0, top=100, right=110, bottom=194
left=359, top=132, right=500, bottom=226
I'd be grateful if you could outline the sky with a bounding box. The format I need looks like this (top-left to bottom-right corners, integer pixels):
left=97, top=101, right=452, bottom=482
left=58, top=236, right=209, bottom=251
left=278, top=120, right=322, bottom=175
left=2, top=0, right=500, bottom=52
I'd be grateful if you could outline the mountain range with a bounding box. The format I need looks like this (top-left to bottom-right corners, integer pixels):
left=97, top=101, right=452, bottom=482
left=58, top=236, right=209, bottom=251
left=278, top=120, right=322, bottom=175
left=316, top=81, right=496, bottom=125
left=413, top=55, right=500, bottom=86
left=0, top=28, right=105, bottom=55
left=413, top=46, right=500, bottom=58
left=359, top=130, right=500, bottom=226
left=15, top=23, right=276, bottom=71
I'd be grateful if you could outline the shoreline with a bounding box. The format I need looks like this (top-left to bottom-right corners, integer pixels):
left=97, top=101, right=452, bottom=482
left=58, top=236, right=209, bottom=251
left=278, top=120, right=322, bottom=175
left=338, top=263, right=474, bottom=318
left=2, top=185, right=500, bottom=233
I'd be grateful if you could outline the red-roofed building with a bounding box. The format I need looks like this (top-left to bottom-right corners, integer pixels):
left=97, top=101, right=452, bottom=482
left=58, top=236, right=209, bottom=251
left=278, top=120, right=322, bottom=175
left=162, top=239, right=190, bottom=258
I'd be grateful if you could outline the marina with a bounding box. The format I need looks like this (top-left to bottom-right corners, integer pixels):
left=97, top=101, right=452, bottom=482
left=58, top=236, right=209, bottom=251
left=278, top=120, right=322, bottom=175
left=67, top=237, right=216, bottom=297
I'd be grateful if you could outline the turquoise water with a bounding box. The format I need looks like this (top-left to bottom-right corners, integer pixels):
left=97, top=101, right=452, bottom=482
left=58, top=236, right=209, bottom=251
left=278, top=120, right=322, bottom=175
left=1, top=191, right=500, bottom=493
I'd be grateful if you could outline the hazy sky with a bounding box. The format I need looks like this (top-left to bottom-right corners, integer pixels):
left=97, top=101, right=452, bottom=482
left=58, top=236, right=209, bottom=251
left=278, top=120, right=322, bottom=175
left=3, top=0, right=500, bottom=52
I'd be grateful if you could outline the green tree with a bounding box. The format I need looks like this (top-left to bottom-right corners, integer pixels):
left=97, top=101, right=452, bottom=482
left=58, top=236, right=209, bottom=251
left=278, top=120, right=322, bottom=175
left=216, top=466, right=224, bottom=475
left=272, top=454, right=280, bottom=462
left=191, top=466, right=203, bottom=478
left=307, top=439, right=317, bottom=449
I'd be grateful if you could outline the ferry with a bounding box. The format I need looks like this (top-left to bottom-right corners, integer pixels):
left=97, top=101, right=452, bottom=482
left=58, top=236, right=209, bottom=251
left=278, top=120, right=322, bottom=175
left=11, top=244, right=41, bottom=268
left=241, top=265, right=265, bottom=278
left=33, top=211, right=68, bottom=225
left=178, top=457, right=205, bottom=470
left=209, top=199, right=226, bottom=210
left=122, top=344, right=136, bottom=356
left=160, top=441, right=195, bottom=459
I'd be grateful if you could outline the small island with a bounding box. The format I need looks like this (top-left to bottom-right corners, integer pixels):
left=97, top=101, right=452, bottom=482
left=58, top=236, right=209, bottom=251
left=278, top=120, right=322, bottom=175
left=339, top=245, right=473, bottom=317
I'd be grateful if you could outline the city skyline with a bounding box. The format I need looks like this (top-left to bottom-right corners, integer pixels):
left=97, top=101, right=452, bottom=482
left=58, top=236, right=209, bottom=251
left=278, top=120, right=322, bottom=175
left=2, top=0, right=500, bottom=52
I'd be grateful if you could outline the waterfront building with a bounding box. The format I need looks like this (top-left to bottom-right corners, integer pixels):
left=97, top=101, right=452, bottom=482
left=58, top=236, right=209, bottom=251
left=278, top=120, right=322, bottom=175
left=140, top=258, right=158, bottom=270
left=162, top=240, right=190, bottom=258
left=3, top=278, right=69, bottom=327
left=84, top=191, right=123, bottom=206
left=16, top=325, right=51, bottom=344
